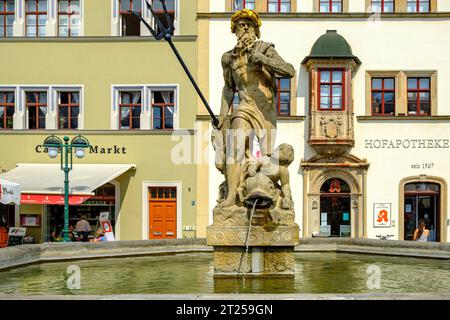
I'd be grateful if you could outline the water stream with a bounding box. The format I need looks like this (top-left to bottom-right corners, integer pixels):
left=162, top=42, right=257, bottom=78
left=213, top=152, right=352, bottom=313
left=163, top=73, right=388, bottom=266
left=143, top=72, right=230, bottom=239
left=237, top=198, right=258, bottom=283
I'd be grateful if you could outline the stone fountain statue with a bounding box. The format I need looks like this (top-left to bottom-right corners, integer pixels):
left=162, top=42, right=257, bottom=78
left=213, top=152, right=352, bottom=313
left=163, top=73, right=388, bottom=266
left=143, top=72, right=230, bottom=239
left=207, top=9, right=300, bottom=277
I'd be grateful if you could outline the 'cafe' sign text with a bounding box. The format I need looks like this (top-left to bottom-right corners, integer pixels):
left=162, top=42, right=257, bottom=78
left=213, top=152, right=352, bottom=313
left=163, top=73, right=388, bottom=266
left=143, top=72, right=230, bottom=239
left=36, top=145, right=127, bottom=155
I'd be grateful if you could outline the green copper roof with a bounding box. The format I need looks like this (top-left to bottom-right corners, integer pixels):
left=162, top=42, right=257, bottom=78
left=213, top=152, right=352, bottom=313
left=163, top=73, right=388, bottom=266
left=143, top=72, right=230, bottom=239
left=302, top=30, right=361, bottom=64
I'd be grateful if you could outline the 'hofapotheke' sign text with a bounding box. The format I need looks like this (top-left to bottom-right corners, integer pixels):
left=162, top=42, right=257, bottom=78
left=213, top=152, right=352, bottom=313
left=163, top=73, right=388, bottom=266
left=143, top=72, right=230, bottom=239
left=365, top=139, right=449, bottom=149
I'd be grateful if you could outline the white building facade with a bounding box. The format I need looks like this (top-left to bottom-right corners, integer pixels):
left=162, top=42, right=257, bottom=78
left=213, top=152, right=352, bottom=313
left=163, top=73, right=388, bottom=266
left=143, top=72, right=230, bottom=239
left=195, top=0, right=450, bottom=242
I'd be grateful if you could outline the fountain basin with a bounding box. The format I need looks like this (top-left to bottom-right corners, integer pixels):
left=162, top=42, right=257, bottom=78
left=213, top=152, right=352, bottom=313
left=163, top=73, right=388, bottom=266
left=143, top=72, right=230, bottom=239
left=1, top=241, right=450, bottom=297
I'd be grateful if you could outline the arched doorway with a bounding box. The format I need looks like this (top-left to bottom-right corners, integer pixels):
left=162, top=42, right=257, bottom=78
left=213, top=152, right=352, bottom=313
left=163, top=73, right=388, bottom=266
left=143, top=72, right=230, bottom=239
left=404, top=182, right=440, bottom=242
left=320, top=178, right=351, bottom=237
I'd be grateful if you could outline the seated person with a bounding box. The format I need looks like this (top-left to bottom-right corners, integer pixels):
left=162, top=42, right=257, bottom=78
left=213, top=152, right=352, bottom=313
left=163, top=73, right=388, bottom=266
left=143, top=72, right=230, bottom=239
left=49, top=231, right=57, bottom=242
left=69, top=225, right=79, bottom=242
left=90, top=226, right=106, bottom=242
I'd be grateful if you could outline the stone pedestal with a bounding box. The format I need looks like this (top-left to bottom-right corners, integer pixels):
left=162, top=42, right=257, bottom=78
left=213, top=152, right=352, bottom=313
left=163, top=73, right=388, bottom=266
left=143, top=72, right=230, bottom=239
left=207, top=225, right=300, bottom=277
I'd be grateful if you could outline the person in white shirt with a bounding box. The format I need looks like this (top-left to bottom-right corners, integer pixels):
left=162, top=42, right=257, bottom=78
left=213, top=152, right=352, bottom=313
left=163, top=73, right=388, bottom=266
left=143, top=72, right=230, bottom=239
left=75, top=215, right=91, bottom=242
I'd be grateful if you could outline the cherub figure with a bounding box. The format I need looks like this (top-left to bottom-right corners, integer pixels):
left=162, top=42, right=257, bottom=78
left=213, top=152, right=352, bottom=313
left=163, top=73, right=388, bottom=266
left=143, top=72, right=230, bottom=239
left=247, top=143, right=294, bottom=210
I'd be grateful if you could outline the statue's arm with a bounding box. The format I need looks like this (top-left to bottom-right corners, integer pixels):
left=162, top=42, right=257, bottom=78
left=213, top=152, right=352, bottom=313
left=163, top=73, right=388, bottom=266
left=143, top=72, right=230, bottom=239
left=218, top=53, right=235, bottom=128
left=253, top=46, right=295, bottom=78
left=280, top=167, right=292, bottom=199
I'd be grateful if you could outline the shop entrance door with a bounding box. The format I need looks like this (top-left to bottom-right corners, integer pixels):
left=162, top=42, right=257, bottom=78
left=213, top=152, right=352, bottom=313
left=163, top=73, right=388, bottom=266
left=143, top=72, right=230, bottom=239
left=320, top=178, right=351, bottom=237
left=148, top=187, right=177, bottom=239
left=404, top=183, right=440, bottom=242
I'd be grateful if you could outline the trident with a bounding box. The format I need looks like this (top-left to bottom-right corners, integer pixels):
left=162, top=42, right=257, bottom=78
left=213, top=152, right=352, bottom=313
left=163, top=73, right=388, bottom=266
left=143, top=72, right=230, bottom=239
left=130, top=0, right=219, bottom=127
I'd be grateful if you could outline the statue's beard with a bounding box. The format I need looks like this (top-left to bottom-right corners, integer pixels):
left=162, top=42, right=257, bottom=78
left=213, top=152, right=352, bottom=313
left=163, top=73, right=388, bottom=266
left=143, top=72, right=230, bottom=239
left=236, top=29, right=256, bottom=56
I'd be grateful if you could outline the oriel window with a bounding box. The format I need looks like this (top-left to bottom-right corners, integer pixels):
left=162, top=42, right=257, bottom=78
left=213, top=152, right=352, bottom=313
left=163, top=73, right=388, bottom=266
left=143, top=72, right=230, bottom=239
left=0, top=0, right=14, bottom=37
left=119, top=91, right=141, bottom=130
left=26, top=0, right=47, bottom=37
left=371, top=78, right=395, bottom=115
left=58, top=0, right=80, bottom=37
left=26, top=92, right=47, bottom=129
left=319, top=69, right=344, bottom=110
left=152, top=90, right=174, bottom=130
left=0, top=91, right=14, bottom=129
left=58, top=91, right=79, bottom=129
left=407, top=77, right=430, bottom=116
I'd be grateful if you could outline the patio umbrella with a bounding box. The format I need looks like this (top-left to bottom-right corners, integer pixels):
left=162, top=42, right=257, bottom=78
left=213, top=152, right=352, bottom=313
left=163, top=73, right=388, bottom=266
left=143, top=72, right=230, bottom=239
left=0, top=178, right=21, bottom=205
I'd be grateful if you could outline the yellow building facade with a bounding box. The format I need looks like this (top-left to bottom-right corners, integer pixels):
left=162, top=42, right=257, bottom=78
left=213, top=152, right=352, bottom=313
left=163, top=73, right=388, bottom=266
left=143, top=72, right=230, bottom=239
left=0, top=0, right=200, bottom=242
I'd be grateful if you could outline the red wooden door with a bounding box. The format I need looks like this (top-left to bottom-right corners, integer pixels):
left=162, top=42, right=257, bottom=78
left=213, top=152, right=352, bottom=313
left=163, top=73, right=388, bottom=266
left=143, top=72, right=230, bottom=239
left=149, top=187, right=176, bottom=239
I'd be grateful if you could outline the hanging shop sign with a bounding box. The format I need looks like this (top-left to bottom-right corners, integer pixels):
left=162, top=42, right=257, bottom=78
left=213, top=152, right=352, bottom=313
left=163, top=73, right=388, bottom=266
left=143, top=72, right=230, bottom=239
left=374, top=203, right=391, bottom=228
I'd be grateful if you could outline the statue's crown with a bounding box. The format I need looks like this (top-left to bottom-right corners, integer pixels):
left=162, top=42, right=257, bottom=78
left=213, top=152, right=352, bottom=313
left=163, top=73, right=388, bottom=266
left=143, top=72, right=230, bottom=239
left=231, top=9, right=262, bottom=38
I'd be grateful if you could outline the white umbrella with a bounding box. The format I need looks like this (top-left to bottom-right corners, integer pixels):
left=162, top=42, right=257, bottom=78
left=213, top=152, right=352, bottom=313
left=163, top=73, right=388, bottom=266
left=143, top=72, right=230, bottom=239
left=0, top=178, right=21, bottom=205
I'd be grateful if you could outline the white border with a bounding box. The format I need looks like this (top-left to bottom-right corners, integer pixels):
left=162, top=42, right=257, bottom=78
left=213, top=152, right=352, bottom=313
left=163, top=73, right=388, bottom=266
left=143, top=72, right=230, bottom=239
left=141, top=181, right=182, bottom=240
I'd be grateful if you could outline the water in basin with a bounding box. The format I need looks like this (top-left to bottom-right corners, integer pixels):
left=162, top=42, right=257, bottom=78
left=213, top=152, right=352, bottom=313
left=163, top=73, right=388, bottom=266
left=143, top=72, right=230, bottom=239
left=1, top=252, right=450, bottom=295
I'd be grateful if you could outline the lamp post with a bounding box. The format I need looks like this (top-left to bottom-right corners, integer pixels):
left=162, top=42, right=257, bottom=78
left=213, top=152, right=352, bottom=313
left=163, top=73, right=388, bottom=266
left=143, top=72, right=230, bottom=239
left=43, top=135, right=90, bottom=242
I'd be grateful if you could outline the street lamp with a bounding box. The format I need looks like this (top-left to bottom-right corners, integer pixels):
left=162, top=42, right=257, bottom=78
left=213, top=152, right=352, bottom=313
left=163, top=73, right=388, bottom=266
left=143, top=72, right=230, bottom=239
left=42, top=135, right=91, bottom=242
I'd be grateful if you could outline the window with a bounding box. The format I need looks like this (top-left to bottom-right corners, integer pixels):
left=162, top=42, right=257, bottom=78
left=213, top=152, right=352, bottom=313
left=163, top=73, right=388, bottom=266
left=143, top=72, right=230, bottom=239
left=371, top=78, right=395, bottom=115
left=371, top=0, right=394, bottom=13
left=120, top=0, right=141, bottom=36
left=319, top=0, right=342, bottom=13
left=268, top=0, right=291, bottom=13
left=407, top=0, right=430, bottom=12
left=152, top=0, right=175, bottom=35
left=26, top=92, right=47, bottom=129
left=0, top=0, right=14, bottom=37
left=276, top=78, right=290, bottom=115
left=319, top=69, right=344, bottom=110
left=58, top=91, right=79, bottom=129
left=0, top=91, right=14, bottom=129
left=149, top=187, right=176, bottom=199
left=26, top=0, right=47, bottom=37
left=233, top=0, right=255, bottom=11
left=119, top=91, right=141, bottom=130
left=407, top=77, right=430, bottom=116
left=152, top=90, right=174, bottom=130
left=58, top=0, right=80, bottom=37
